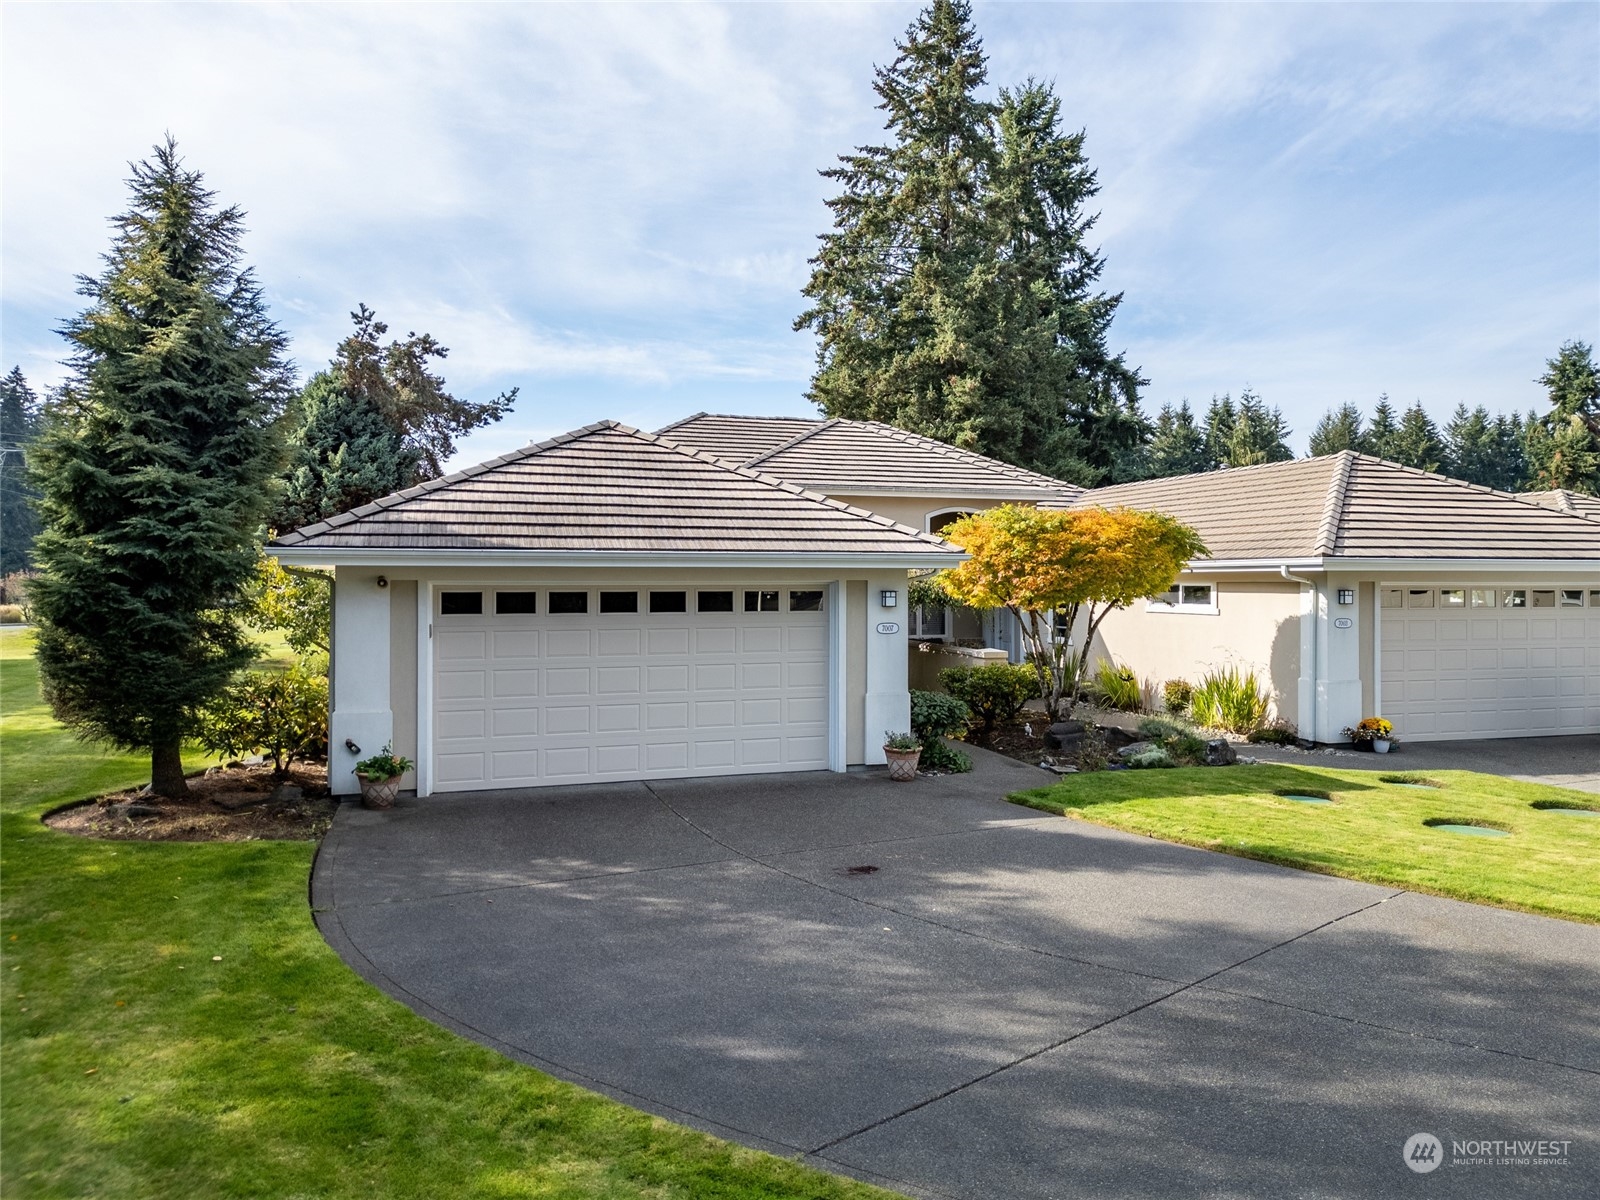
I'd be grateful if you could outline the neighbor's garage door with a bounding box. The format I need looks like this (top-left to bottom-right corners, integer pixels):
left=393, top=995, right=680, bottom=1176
left=1381, top=585, right=1600, bottom=740
left=430, top=585, right=829, bottom=789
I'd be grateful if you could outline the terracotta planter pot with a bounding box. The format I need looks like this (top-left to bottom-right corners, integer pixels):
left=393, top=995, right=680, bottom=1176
left=884, top=746, right=922, bottom=782
left=359, top=774, right=403, bottom=809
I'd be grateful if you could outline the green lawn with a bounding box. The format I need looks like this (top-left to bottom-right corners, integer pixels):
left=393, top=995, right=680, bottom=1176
left=1012, top=763, right=1600, bottom=923
left=0, top=627, right=897, bottom=1199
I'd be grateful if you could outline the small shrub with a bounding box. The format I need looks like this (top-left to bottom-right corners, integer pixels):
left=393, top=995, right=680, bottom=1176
left=0, top=570, right=34, bottom=608
left=883, top=731, right=920, bottom=751
left=1162, top=678, right=1193, bottom=714
left=1247, top=722, right=1298, bottom=745
left=1190, top=666, right=1270, bottom=734
left=0, top=604, right=24, bottom=624
left=1075, top=724, right=1111, bottom=772
left=195, top=666, right=329, bottom=776
left=939, top=662, right=1039, bottom=744
left=1126, top=747, right=1175, bottom=769
left=909, top=689, right=974, bottom=773
left=1092, top=660, right=1144, bottom=712
left=1136, top=715, right=1208, bottom=765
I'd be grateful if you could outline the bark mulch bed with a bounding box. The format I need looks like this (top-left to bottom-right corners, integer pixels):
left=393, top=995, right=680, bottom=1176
left=963, top=712, right=1143, bottom=768
left=43, top=762, right=335, bottom=842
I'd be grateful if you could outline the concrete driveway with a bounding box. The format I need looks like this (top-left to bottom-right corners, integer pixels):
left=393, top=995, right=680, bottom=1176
left=313, top=749, right=1599, bottom=1199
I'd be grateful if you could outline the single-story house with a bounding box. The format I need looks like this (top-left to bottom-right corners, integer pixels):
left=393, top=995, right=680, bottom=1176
left=273, top=414, right=1600, bottom=795
left=270, top=421, right=967, bottom=795
left=1067, top=453, right=1600, bottom=743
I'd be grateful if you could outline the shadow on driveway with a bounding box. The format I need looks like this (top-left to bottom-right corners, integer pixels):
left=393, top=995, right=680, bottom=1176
left=313, top=747, right=1600, bottom=1200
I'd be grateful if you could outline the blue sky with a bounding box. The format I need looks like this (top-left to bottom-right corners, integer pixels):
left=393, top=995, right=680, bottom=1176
left=3, top=2, right=1596, bottom=468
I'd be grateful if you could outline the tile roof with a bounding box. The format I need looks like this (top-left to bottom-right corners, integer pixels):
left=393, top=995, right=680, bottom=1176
left=269, top=422, right=963, bottom=558
left=698, top=417, right=1084, bottom=500
left=654, top=413, right=824, bottom=463
left=1067, top=452, right=1600, bottom=562
left=1520, top=489, right=1600, bottom=521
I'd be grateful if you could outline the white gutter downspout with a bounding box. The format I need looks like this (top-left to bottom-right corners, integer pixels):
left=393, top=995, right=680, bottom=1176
left=1281, top=565, right=1318, bottom=745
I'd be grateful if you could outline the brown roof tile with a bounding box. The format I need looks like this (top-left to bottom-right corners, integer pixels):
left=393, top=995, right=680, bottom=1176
left=269, top=422, right=963, bottom=558
left=654, top=412, right=824, bottom=463
left=1066, top=453, right=1600, bottom=562
left=738, top=418, right=1084, bottom=501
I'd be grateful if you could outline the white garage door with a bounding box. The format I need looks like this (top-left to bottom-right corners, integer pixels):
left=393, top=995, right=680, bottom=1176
left=1380, top=585, right=1600, bottom=740
left=430, top=585, right=830, bottom=790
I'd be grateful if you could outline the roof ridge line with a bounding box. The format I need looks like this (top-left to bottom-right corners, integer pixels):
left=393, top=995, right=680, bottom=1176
left=1314, top=450, right=1355, bottom=556
left=652, top=412, right=707, bottom=434
left=851, top=419, right=1084, bottom=493
left=742, top=417, right=841, bottom=468
left=630, top=425, right=952, bottom=547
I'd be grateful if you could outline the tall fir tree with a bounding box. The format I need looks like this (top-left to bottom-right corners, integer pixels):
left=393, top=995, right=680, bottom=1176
left=1307, top=402, right=1370, bottom=456
left=1146, top=400, right=1211, bottom=477
left=1388, top=402, right=1444, bottom=472
left=1442, top=404, right=1527, bottom=490
left=275, top=371, right=415, bottom=530
left=27, top=140, right=291, bottom=796
left=1224, top=388, right=1292, bottom=467
left=1, top=367, right=41, bottom=574
left=1366, top=394, right=1400, bottom=460
left=1202, top=394, right=1236, bottom=468
left=1525, top=340, right=1600, bottom=495
left=795, top=0, right=1144, bottom=484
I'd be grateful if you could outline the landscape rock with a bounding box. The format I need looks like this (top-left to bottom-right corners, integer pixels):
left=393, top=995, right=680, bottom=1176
left=1116, top=741, right=1156, bottom=759
left=1203, top=739, right=1238, bottom=766
left=269, top=784, right=304, bottom=803
left=1046, top=720, right=1085, bottom=750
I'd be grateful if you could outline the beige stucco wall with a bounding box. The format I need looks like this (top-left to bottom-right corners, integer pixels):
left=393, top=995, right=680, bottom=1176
left=1089, top=580, right=1303, bottom=727
left=388, top=581, right=419, bottom=790
left=846, top=580, right=867, bottom=765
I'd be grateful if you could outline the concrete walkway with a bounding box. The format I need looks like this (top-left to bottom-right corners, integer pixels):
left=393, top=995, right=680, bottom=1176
left=313, top=749, right=1599, bottom=1199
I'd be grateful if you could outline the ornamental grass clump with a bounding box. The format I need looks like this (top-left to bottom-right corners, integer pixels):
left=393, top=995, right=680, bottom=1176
left=1092, top=660, right=1144, bottom=712
left=1190, top=666, right=1271, bottom=734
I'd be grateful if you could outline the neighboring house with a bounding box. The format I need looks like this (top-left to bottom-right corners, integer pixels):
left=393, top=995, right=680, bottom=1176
left=1067, top=453, right=1600, bottom=743
left=270, top=422, right=962, bottom=796
left=1521, top=488, right=1600, bottom=520
left=660, top=414, right=1080, bottom=650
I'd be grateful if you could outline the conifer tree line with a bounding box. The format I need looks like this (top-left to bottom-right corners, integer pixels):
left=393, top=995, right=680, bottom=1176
left=799, top=0, right=1599, bottom=498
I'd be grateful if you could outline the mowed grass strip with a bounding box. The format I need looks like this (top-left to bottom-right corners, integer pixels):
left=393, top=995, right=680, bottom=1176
left=1011, top=763, right=1600, bottom=923
left=0, top=628, right=900, bottom=1200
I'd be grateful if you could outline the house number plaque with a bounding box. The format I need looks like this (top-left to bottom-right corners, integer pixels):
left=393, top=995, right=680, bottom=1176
left=1333, top=617, right=1353, bottom=629
left=876, top=622, right=901, bottom=634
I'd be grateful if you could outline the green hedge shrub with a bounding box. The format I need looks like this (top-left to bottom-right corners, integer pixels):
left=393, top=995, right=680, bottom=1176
left=938, top=662, right=1039, bottom=744
left=1162, top=678, right=1193, bottom=714
left=909, top=689, right=972, bottom=773
left=196, top=665, right=329, bottom=776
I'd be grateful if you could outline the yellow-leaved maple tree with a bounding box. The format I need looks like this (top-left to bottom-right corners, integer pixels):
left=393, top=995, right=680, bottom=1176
left=939, top=505, right=1207, bottom=722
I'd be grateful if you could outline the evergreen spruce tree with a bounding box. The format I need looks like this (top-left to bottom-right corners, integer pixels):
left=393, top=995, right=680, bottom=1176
left=795, top=0, right=1145, bottom=484
left=1525, top=340, right=1600, bottom=495
left=274, top=305, right=515, bottom=530
left=1224, top=389, right=1292, bottom=467
left=1495, top=412, right=1530, bottom=491
left=1366, top=394, right=1400, bottom=460
left=1, top=367, right=41, bottom=574
left=1307, top=402, right=1369, bottom=456
left=1443, top=404, right=1511, bottom=488
left=1388, top=402, right=1444, bottom=472
left=1146, top=400, right=1210, bottom=477
left=27, top=140, right=291, bottom=796
left=275, top=371, right=415, bottom=530
left=1202, top=394, right=1236, bottom=468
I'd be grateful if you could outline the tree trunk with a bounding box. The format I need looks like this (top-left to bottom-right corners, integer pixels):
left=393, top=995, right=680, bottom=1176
left=151, top=736, right=189, bottom=798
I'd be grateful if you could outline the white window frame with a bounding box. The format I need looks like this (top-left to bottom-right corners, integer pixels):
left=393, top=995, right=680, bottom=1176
left=1145, top=581, right=1219, bottom=615
left=909, top=603, right=950, bottom=640
left=925, top=507, right=978, bottom=535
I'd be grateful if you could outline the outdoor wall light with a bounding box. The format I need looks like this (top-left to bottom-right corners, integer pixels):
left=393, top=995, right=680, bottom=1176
left=880, top=589, right=898, bottom=608
left=1337, top=588, right=1355, bottom=606
left=377, top=575, right=389, bottom=589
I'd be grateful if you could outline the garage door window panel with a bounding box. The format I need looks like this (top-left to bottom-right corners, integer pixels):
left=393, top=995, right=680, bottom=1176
left=495, top=591, right=538, bottom=615
left=440, top=591, right=483, bottom=615
left=550, top=592, right=589, bottom=614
